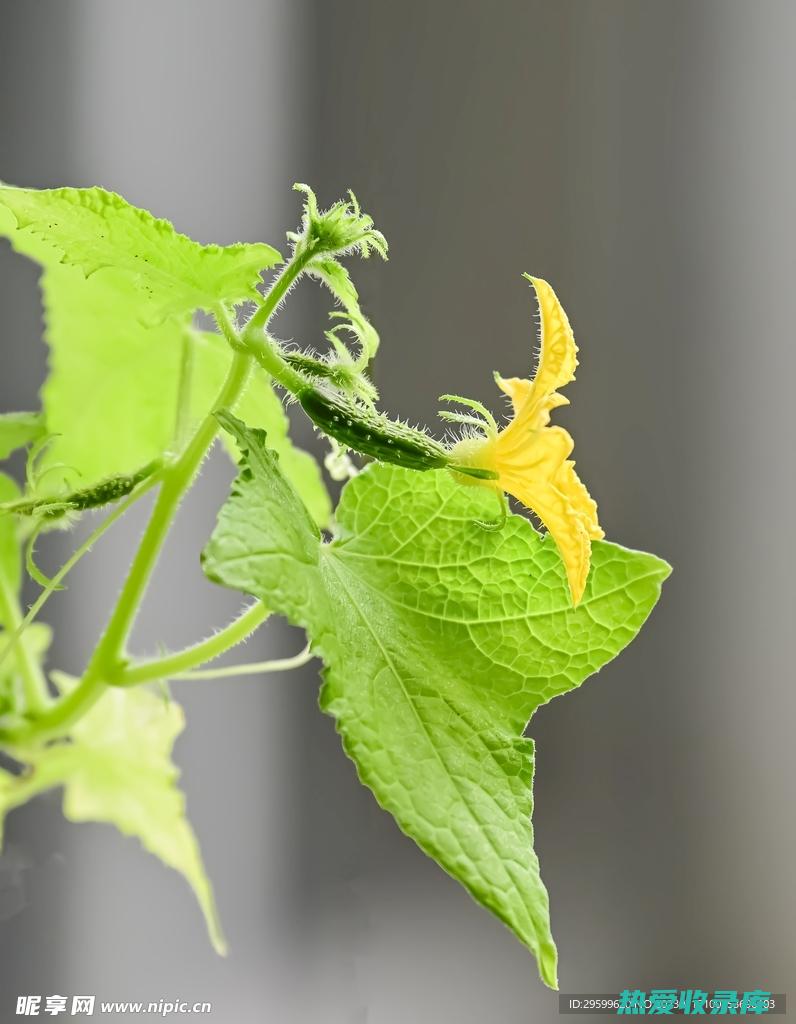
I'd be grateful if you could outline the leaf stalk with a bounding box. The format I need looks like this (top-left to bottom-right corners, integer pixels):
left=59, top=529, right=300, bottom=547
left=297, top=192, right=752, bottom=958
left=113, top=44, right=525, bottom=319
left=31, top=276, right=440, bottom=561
left=110, top=601, right=270, bottom=686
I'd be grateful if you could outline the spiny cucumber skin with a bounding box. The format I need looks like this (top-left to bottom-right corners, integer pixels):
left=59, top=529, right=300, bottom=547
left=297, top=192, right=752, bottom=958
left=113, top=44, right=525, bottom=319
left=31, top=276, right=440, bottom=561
left=284, top=352, right=339, bottom=382
left=296, top=384, right=450, bottom=472
left=6, top=462, right=157, bottom=518
left=68, top=470, right=147, bottom=510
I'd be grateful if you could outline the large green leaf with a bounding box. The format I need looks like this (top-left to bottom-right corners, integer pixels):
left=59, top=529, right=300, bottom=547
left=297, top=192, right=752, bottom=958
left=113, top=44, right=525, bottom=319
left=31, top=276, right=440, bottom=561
left=0, top=683, right=224, bottom=952
left=0, top=186, right=281, bottom=323
left=202, top=415, right=670, bottom=988
left=0, top=186, right=329, bottom=522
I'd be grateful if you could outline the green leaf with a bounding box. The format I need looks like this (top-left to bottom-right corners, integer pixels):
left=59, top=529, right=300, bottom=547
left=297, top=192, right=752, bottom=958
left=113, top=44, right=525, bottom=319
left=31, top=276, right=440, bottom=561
left=0, top=186, right=281, bottom=323
left=289, top=185, right=384, bottom=365
left=0, top=412, right=44, bottom=461
left=0, top=186, right=328, bottom=519
left=311, top=258, right=360, bottom=311
left=0, top=682, right=225, bottom=953
left=308, top=258, right=380, bottom=360
left=37, top=263, right=188, bottom=489
left=202, top=415, right=670, bottom=988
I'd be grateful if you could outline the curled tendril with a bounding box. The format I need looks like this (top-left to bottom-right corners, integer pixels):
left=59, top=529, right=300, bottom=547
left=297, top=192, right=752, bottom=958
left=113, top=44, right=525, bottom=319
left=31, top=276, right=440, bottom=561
left=24, top=432, right=82, bottom=496
left=26, top=523, right=67, bottom=590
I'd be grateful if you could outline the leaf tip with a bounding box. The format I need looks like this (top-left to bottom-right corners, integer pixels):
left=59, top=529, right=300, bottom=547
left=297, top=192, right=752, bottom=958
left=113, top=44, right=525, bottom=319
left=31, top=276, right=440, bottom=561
left=538, top=940, right=559, bottom=990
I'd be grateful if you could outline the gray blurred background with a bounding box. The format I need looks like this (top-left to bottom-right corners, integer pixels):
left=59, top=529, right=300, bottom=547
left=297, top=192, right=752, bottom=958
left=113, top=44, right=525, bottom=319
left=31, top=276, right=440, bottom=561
left=1, top=1, right=794, bottom=1021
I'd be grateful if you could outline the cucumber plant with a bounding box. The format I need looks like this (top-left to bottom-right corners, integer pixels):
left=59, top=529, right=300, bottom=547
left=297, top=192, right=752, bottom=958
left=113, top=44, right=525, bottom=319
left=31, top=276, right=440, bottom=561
left=0, top=183, right=669, bottom=988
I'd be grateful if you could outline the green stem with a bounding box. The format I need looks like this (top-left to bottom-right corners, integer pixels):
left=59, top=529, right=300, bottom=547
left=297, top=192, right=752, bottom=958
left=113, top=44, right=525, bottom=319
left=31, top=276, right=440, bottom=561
left=91, top=350, right=252, bottom=667
left=111, top=601, right=269, bottom=687
left=173, top=330, right=196, bottom=451
left=237, top=251, right=314, bottom=397
left=0, top=576, right=50, bottom=714
left=0, top=472, right=162, bottom=676
left=244, top=248, right=309, bottom=336
left=0, top=351, right=251, bottom=745
left=240, top=331, right=307, bottom=395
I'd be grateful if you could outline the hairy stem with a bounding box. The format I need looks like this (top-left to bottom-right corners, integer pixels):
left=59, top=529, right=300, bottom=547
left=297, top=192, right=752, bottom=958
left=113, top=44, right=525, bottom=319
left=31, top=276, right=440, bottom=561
left=240, top=330, right=307, bottom=395
left=111, top=601, right=270, bottom=687
left=0, top=575, right=50, bottom=714
left=244, top=248, right=310, bottom=336
left=173, top=330, right=196, bottom=451
left=0, top=352, right=251, bottom=745
left=90, top=351, right=252, bottom=668
left=223, top=258, right=311, bottom=396
left=0, top=471, right=162, bottom=677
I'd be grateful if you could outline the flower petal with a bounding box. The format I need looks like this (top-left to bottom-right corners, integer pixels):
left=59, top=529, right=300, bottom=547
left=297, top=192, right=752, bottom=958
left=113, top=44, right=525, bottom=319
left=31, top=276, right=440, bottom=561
left=527, top=276, right=578, bottom=399
left=555, top=460, right=604, bottom=541
left=495, top=374, right=533, bottom=416
left=450, top=276, right=600, bottom=605
left=498, top=426, right=599, bottom=605
left=497, top=277, right=578, bottom=432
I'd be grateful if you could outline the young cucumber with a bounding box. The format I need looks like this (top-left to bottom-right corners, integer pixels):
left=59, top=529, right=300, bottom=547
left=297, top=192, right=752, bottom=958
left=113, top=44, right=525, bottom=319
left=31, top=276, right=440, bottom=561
left=1, top=461, right=159, bottom=519
left=296, top=383, right=450, bottom=472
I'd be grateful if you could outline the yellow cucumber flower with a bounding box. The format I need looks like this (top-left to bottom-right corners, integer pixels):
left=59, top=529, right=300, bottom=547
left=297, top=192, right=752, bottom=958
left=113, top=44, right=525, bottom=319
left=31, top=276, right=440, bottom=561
left=450, top=275, right=603, bottom=605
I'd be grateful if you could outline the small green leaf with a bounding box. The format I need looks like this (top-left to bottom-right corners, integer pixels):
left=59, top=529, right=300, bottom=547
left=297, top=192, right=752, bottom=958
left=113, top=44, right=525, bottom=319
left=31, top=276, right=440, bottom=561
left=309, top=258, right=380, bottom=361
left=0, top=412, right=44, bottom=461
left=0, top=683, right=225, bottom=954
left=0, top=186, right=281, bottom=323
left=311, top=258, right=359, bottom=310
left=288, top=185, right=384, bottom=367
left=202, top=416, right=670, bottom=988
